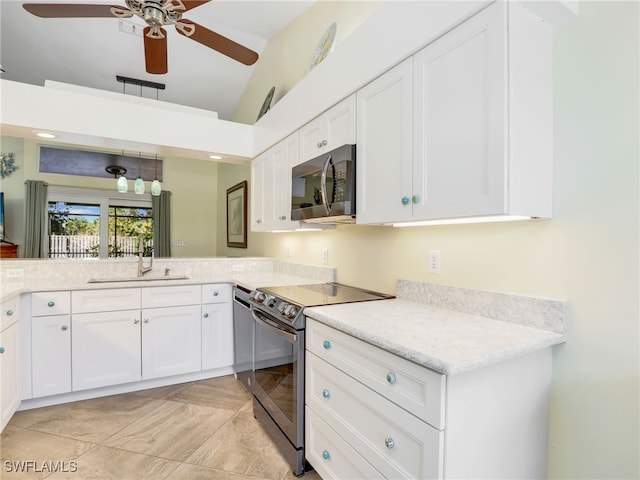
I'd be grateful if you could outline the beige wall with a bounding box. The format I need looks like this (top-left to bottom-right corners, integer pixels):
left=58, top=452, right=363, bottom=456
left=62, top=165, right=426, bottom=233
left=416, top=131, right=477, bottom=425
left=232, top=0, right=381, bottom=125
left=0, top=136, right=220, bottom=257
left=222, top=1, right=639, bottom=477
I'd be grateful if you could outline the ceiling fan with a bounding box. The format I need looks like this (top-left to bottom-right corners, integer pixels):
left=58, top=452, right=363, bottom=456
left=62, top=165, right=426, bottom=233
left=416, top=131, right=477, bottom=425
left=23, top=0, right=259, bottom=74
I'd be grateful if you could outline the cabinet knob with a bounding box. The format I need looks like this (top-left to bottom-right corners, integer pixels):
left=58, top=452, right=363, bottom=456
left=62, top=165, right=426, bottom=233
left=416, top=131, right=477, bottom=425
left=322, top=139, right=328, bottom=146
left=317, top=141, right=323, bottom=148
left=0, top=347, right=5, bottom=354
left=279, top=215, right=286, bottom=221
left=6, top=309, right=14, bottom=316
left=401, top=196, right=409, bottom=206
left=412, top=194, right=420, bottom=204
left=47, top=301, right=55, bottom=307
left=322, top=389, right=330, bottom=399
left=322, top=450, right=330, bottom=460
left=203, top=313, right=209, bottom=318
left=61, top=325, right=68, bottom=331
left=134, top=319, right=140, bottom=324
left=144, top=319, right=150, bottom=324
left=257, top=219, right=262, bottom=224
left=213, top=291, right=219, bottom=296
left=385, top=436, right=396, bottom=449
left=323, top=340, right=331, bottom=349
left=386, top=372, right=397, bottom=384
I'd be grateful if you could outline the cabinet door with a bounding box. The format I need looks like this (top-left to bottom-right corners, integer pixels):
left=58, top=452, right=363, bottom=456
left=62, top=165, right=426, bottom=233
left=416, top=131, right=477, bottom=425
left=271, top=132, right=300, bottom=230
left=324, top=93, right=356, bottom=153
left=142, top=305, right=201, bottom=380
left=32, top=315, right=71, bottom=397
left=412, top=3, right=506, bottom=220
left=300, top=94, right=356, bottom=162
left=1, top=322, right=21, bottom=431
left=72, top=310, right=142, bottom=391
left=250, top=149, right=272, bottom=231
left=202, top=303, right=233, bottom=370
left=356, top=59, right=413, bottom=224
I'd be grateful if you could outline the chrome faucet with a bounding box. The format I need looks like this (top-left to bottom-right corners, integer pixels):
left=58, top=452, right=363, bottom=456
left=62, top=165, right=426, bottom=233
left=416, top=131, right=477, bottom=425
left=137, top=237, right=153, bottom=277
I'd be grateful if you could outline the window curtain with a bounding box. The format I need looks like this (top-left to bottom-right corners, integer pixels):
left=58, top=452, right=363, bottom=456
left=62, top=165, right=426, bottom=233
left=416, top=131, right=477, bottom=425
left=152, top=190, right=171, bottom=258
left=23, top=180, right=48, bottom=258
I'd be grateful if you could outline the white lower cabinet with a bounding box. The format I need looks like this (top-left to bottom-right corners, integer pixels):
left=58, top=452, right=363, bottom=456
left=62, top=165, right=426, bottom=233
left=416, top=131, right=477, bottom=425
left=202, top=303, right=233, bottom=371
left=306, top=407, right=384, bottom=479
left=32, top=315, right=72, bottom=398
left=72, top=310, right=142, bottom=391
left=201, top=283, right=233, bottom=371
left=305, top=318, right=552, bottom=479
left=1, top=299, right=21, bottom=431
left=141, top=305, right=202, bottom=380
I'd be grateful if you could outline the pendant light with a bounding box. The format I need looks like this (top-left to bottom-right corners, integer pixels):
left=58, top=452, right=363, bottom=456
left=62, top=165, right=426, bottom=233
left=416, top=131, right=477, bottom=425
left=134, top=152, right=145, bottom=194
left=107, top=152, right=128, bottom=193
left=151, top=154, right=161, bottom=196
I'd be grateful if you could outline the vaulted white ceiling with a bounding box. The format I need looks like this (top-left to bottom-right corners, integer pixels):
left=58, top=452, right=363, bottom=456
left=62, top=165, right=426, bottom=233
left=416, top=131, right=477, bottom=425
left=0, top=0, right=315, bottom=121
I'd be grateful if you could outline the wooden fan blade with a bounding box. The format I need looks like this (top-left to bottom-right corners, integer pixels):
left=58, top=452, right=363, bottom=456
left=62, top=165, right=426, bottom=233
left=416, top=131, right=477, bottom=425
left=23, top=3, right=120, bottom=18
left=181, top=1, right=210, bottom=12
left=143, top=27, right=168, bottom=74
left=176, top=19, right=258, bottom=66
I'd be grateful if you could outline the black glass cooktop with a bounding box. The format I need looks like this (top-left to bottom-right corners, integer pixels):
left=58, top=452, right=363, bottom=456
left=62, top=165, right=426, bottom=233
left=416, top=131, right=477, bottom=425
left=258, top=282, right=393, bottom=308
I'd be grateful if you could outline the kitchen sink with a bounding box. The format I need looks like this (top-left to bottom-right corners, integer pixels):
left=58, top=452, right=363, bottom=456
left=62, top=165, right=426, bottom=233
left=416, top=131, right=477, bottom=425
left=87, top=275, right=189, bottom=283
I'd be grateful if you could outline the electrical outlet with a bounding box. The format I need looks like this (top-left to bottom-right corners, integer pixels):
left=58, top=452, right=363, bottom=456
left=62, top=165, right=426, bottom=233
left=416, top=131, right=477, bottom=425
left=175, top=240, right=187, bottom=247
left=6, top=268, right=24, bottom=278
left=285, top=245, right=292, bottom=258
left=321, top=248, right=329, bottom=265
left=428, top=250, right=441, bottom=274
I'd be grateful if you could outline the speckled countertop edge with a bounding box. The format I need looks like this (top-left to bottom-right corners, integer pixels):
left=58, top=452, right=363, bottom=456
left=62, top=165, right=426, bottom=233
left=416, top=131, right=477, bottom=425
left=304, top=299, right=565, bottom=375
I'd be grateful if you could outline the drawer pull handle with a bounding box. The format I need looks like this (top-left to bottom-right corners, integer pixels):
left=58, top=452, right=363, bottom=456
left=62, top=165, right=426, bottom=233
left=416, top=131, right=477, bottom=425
left=322, top=450, right=330, bottom=460
left=213, top=291, right=219, bottom=296
left=386, top=372, right=397, bottom=384
left=47, top=301, right=55, bottom=307
left=385, top=436, right=396, bottom=449
left=322, top=389, right=330, bottom=399
left=144, top=319, right=150, bottom=324
left=323, top=340, right=331, bottom=349
left=61, top=325, right=68, bottom=331
left=203, top=313, right=209, bottom=318
left=0, top=347, right=5, bottom=354
left=6, top=309, right=14, bottom=316
left=134, top=319, right=140, bottom=324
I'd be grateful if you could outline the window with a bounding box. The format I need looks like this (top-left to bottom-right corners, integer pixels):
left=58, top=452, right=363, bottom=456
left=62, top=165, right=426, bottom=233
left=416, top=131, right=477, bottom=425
left=47, top=186, right=152, bottom=259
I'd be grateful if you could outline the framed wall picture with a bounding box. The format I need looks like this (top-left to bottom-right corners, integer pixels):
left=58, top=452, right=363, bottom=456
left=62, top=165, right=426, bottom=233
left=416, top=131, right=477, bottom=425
left=227, top=180, right=248, bottom=248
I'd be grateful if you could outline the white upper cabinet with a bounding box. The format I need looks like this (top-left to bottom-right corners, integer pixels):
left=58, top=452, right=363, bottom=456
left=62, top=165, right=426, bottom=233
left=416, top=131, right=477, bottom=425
left=356, top=59, right=413, bottom=225
left=299, top=94, right=356, bottom=163
left=357, top=2, right=552, bottom=225
left=251, top=131, right=300, bottom=232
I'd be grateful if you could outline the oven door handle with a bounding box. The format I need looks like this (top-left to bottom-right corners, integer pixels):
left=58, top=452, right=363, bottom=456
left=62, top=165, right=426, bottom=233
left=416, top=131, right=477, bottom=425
left=252, top=309, right=298, bottom=343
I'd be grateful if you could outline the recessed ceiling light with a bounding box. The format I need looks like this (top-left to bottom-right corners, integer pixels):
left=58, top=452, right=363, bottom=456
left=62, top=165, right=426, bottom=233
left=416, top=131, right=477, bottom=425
left=209, top=154, right=223, bottom=160
left=36, top=132, right=57, bottom=139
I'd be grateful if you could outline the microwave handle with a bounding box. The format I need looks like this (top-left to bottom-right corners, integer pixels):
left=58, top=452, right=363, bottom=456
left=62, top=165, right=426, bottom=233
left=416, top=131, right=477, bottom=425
left=320, top=155, right=333, bottom=215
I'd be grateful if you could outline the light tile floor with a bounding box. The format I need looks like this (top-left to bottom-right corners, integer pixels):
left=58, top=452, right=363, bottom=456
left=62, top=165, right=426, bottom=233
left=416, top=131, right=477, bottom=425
left=1, top=375, right=322, bottom=480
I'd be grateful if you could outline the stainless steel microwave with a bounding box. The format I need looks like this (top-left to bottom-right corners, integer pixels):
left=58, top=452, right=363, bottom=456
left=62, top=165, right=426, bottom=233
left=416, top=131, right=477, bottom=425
left=291, top=144, right=356, bottom=224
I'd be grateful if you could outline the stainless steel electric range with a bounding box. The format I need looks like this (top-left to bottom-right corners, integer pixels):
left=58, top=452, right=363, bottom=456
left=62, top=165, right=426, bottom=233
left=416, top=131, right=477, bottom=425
left=248, top=282, right=393, bottom=476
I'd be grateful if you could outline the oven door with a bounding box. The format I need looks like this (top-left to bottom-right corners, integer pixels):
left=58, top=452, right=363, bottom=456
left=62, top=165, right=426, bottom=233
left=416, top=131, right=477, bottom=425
left=252, top=307, right=304, bottom=449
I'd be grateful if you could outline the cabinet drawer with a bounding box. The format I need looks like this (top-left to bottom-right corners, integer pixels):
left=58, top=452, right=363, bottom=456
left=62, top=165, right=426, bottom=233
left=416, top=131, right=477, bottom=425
left=1, top=297, right=19, bottom=331
left=201, top=283, right=231, bottom=304
left=72, top=288, right=141, bottom=313
left=31, top=291, right=71, bottom=316
left=307, top=318, right=445, bottom=429
left=306, top=406, right=384, bottom=480
left=141, top=285, right=200, bottom=308
left=307, top=352, right=444, bottom=479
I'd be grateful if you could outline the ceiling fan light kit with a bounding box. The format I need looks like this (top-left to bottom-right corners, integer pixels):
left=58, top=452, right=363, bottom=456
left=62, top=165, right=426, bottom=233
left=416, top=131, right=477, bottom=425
left=23, top=0, right=259, bottom=74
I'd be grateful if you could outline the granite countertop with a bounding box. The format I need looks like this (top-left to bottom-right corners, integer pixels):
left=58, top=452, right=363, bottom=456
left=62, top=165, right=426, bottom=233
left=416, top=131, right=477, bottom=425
left=304, top=298, right=565, bottom=376
left=0, top=272, right=328, bottom=303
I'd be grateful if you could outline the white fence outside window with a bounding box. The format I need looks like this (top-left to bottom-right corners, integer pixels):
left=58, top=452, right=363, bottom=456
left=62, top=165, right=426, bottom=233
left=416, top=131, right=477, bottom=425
left=49, top=235, right=153, bottom=258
